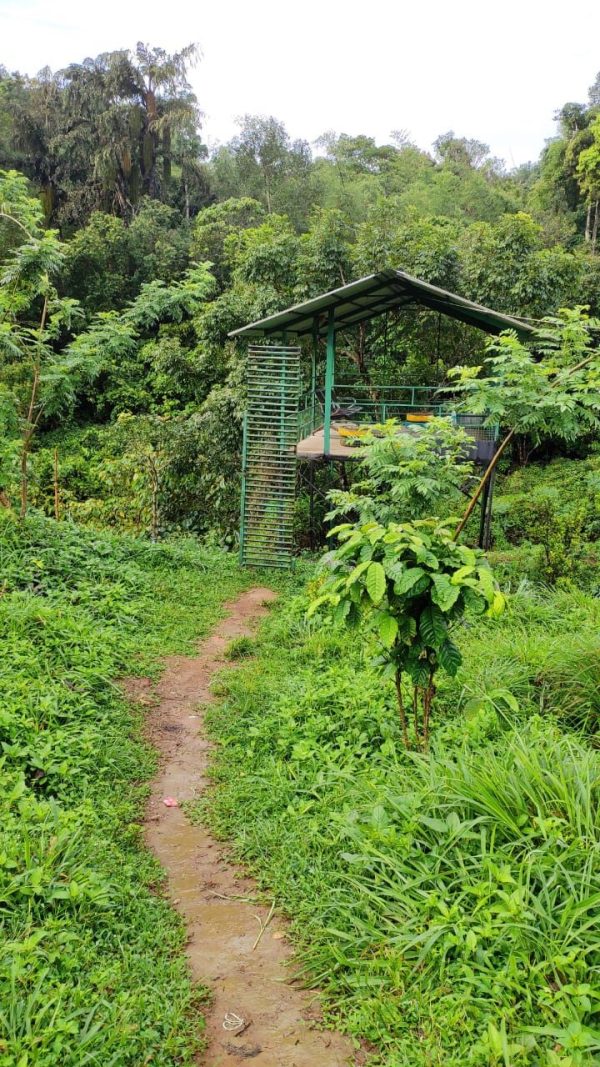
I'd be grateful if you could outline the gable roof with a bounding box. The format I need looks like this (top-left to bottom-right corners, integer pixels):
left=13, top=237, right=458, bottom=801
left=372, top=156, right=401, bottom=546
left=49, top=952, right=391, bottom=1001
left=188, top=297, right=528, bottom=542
left=228, top=268, right=534, bottom=340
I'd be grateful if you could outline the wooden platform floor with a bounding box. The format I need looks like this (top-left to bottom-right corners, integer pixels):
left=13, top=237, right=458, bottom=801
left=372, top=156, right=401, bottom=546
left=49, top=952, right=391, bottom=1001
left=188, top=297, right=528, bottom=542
left=296, top=424, right=362, bottom=460
left=295, top=422, right=420, bottom=460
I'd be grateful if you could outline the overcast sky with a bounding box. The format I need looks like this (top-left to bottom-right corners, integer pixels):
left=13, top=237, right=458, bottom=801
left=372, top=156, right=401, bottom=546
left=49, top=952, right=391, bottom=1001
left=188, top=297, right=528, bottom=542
left=2, top=0, right=600, bottom=167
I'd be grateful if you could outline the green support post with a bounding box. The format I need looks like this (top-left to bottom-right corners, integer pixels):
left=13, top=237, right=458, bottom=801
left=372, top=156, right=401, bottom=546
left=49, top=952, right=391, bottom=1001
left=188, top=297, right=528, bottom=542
left=311, top=319, right=318, bottom=433
left=239, top=413, right=248, bottom=563
left=323, top=309, right=335, bottom=455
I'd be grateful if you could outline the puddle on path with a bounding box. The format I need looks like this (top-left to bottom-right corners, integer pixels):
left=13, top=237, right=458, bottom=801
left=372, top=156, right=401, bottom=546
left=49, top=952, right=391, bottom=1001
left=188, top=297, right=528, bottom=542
left=136, top=587, right=357, bottom=1067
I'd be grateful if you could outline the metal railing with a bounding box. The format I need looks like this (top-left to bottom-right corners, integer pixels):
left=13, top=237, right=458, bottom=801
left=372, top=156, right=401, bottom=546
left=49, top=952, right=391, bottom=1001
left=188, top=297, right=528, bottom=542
left=297, top=384, right=446, bottom=440
left=296, top=384, right=499, bottom=464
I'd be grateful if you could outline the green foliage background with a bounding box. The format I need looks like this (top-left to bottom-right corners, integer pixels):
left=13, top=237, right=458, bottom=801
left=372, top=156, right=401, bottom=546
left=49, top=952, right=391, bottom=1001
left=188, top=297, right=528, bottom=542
left=3, top=47, right=600, bottom=539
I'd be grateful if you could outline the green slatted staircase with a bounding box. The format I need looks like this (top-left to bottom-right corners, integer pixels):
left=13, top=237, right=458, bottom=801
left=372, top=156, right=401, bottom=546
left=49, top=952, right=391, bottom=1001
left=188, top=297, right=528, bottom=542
left=239, top=345, right=301, bottom=568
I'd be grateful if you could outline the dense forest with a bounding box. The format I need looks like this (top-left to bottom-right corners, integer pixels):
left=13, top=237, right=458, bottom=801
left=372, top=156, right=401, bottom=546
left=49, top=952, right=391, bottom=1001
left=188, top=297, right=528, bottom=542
left=1, top=43, right=600, bottom=536
left=2, top=40, right=600, bottom=1067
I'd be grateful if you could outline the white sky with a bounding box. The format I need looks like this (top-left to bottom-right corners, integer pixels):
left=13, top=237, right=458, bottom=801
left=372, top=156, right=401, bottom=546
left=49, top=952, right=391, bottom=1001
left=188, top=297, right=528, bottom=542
left=1, top=0, right=600, bottom=166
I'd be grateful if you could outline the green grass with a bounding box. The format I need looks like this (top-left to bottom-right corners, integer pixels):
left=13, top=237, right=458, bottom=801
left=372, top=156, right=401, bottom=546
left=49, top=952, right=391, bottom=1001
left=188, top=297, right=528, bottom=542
left=0, top=510, right=254, bottom=1066
left=224, top=634, right=256, bottom=660
left=200, top=576, right=600, bottom=1067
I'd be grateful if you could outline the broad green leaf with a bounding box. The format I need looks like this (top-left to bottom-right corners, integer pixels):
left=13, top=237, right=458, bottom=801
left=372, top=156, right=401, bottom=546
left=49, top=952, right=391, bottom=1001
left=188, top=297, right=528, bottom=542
left=334, top=598, right=351, bottom=625
left=450, top=564, right=475, bottom=585
left=413, top=545, right=440, bottom=569
left=336, top=538, right=361, bottom=560
left=306, top=594, right=331, bottom=618
left=463, top=696, right=488, bottom=716
left=328, top=522, right=353, bottom=538
left=389, top=566, right=426, bottom=595
left=345, top=559, right=371, bottom=589
left=418, top=815, right=448, bottom=832
left=463, top=587, right=487, bottom=614
left=431, top=574, right=461, bottom=612
left=437, top=638, right=462, bottom=676
left=349, top=582, right=364, bottom=605
left=378, top=613, right=398, bottom=648
left=457, top=546, right=478, bottom=567
left=488, top=590, right=506, bottom=618
left=419, top=604, right=447, bottom=647
left=489, top=688, right=519, bottom=713
left=476, top=566, right=496, bottom=603
left=397, top=614, right=417, bottom=640
left=409, top=575, right=432, bottom=597
left=465, top=930, right=478, bottom=952
left=371, top=804, right=388, bottom=829
left=405, top=646, right=431, bottom=686
left=366, top=562, right=386, bottom=603
left=9, top=774, right=26, bottom=803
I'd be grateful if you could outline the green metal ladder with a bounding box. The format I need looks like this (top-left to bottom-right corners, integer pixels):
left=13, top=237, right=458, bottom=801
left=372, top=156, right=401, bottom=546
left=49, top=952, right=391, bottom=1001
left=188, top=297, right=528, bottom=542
left=239, top=345, right=301, bottom=568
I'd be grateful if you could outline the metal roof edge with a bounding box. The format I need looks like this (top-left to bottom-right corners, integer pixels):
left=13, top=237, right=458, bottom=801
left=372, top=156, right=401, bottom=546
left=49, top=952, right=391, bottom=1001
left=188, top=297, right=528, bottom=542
left=391, top=270, right=533, bottom=335
left=228, top=268, right=534, bottom=339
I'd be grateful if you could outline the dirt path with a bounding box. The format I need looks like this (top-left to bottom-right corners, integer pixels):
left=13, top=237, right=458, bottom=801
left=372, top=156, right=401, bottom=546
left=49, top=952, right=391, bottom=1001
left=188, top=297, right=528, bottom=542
left=138, top=587, right=356, bottom=1067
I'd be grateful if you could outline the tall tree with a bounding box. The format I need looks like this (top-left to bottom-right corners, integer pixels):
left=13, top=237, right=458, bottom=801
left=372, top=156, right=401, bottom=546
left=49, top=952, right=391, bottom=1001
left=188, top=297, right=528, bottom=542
left=576, top=115, right=600, bottom=249
left=109, top=42, right=201, bottom=201
left=0, top=44, right=204, bottom=228
left=214, top=116, right=312, bottom=225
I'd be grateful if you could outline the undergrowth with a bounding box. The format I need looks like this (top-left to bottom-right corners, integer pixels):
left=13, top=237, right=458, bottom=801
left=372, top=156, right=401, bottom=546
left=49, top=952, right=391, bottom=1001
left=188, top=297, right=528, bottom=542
left=202, top=576, right=600, bottom=1067
left=491, top=453, right=600, bottom=590
left=0, top=510, right=252, bottom=1066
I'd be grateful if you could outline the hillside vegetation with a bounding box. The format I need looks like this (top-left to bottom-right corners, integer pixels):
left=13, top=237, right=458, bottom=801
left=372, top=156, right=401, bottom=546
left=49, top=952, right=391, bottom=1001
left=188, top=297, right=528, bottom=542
left=1, top=37, right=600, bottom=1067
left=2, top=47, right=600, bottom=535
left=0, top=512, right=251, bottom=1065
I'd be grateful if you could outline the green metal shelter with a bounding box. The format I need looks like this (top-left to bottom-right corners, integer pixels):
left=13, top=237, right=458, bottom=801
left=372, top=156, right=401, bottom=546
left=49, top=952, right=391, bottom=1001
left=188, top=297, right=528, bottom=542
left=230, top=269, right=533, bottom=568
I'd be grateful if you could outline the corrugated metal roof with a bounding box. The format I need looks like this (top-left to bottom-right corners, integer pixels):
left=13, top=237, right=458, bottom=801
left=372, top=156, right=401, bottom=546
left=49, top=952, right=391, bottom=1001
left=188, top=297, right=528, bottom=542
left=228, top=268, right=533, bottom=339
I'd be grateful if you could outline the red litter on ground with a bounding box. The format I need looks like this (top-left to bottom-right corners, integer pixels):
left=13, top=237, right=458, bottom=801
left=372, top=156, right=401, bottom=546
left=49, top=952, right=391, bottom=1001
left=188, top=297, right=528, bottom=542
left=163, top=796, right=179, bottom=807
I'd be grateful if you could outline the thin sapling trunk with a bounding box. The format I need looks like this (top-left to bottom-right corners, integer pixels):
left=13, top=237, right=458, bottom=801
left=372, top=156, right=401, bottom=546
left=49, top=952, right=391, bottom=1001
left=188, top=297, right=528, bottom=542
left=53, top=447, right=60, bottom=521
left=395, top=669, right=410, bottom=749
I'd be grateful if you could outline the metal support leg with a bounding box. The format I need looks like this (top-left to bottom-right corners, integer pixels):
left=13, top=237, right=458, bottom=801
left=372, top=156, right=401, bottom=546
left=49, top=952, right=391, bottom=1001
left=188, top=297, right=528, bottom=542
left=483, top=469, right=496, bottom=550
left=323, top=310, right=335, bottom=456
left=478, top=468, right=496, bottom=550
left=308, top=461, right=316, bottom=552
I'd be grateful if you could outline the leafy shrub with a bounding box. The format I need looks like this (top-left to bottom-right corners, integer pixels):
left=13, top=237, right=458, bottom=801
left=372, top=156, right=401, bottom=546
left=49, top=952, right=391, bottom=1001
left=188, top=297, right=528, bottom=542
left=312, top=517, right=504, bottom=748
left=327, top=418, right=474, bottom=526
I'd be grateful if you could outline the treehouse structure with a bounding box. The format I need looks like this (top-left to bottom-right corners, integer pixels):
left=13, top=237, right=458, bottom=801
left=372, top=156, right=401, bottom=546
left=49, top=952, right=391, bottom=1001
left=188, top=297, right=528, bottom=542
left=230, top=269, right=532, bottom=568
